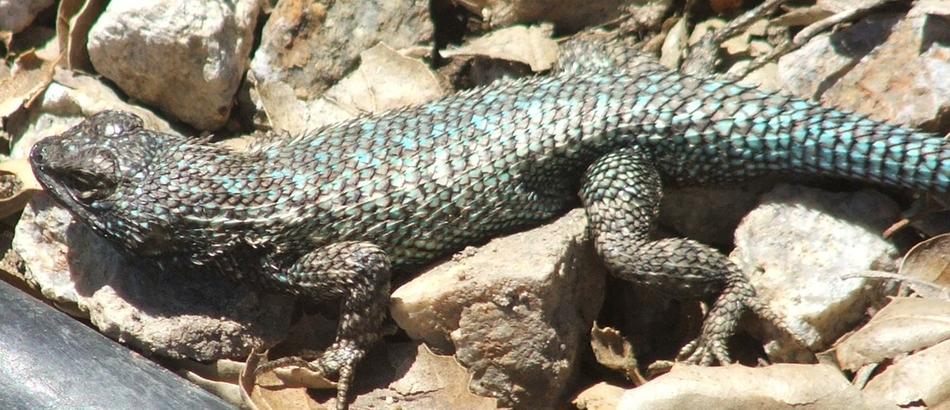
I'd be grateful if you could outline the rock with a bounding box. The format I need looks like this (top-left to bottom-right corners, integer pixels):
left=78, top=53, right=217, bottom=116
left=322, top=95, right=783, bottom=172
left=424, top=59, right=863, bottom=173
left=7, top=70, right=178, bottom=160
left=453, top=0, right=671, bottom=33
left=731, top=185, right=902, bottom=361
left=660, top=179, right=776, bottom=248
left=779, top=6, right=950, bottom=130
left=778, top=13, right=901, bottom=100
left=12, top=194, right=295, bottom=361
left=246, top=0, right=432, bottom=131
left=818, top=4, right=950, bottom=130
left=573, top=382, right=626, bottom=409
left=390, top=209, right=606, bottom=407
left=87, top=0, right=260, bottom=130
left=0, top=0, right=53, bottom=34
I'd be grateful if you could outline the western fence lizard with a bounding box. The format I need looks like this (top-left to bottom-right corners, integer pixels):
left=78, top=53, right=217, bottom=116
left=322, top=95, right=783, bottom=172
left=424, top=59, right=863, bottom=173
left=29, top=39, right=948, bottom=408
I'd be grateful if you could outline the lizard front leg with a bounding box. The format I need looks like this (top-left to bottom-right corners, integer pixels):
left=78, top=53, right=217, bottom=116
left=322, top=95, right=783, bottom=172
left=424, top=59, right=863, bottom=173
left=579, top=147, right=785, bottom=365
left=255, top=241, right=391, bottom=410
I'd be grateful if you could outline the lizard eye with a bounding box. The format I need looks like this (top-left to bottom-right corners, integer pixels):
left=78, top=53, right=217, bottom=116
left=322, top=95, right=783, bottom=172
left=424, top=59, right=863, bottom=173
left=65, top=169, right=115, bottom=202
left=62, top=153, right=119, bottom=203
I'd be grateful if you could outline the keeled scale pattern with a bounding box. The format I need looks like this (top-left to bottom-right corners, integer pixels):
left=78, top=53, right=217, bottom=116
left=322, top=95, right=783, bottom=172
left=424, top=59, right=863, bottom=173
left=29, top=40, right=949, bottom=409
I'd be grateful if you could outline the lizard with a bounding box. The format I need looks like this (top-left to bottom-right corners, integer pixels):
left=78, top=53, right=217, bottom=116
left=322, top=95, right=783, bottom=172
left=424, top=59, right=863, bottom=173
left=29, top=38, right=948, bottom=409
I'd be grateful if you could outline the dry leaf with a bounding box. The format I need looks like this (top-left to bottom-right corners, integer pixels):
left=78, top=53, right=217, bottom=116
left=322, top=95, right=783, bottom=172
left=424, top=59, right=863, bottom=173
left=863, top=339, right=950, bottom=407
left=0, top=50, right=56, bottom=120
left=325, top=43, right=444, bottom=114
left=241, top=343, right=497, bottom=409
left=180, top=369, right=244, bottom=407
left=441, top=25, right=559, bottom=72
left=835, top=297, right=950, bottom=371
left=899, top=233, right=950, bottom=298
left=56, top=0, right=108, bottom=72
left=171, top=357, right=246, bottom=383
left=240, top=350, right=322, bottom=410
left=617, top=364, right=897, bottom=409
left=590, top=322, right=645, bottom=384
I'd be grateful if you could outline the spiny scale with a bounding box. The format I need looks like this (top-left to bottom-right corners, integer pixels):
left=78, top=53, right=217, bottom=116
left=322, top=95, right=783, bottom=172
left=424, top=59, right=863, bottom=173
left=29, top=39, right=949, bottom=409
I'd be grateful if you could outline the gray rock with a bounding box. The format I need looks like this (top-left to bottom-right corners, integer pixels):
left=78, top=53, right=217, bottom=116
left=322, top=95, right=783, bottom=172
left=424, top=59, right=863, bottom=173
left=390, top=209, right=606, bottom=407
left=8, top=70, right=179, bottom=160
left=452, top=0, right=671, bottom=33
left=818, top=4, right=950, bottom=130
left=87, top=0, right=260, bottom=130
left=731, top=185, right=902, bottom=360
left=660, top=179, right=776, bottom=248
left=0, top=0, right=53, bottom=33
left=777, top=13, right=902, bottom=100
left=13, top=193, right=295, bottom=361
left=779, top=6, right=950, bottom=130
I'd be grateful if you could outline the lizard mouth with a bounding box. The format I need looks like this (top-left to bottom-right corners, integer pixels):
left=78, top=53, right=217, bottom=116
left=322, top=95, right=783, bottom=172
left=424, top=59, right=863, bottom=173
left=29, top=137, right=65, bottom=195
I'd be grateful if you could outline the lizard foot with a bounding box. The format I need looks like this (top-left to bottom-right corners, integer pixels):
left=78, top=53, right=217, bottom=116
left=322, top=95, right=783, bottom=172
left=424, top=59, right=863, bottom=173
left=676, top=328, right=733, bottom=365
left=675, top=273, right=754, bottom=366
left=254, top=341, right=364, bottom=410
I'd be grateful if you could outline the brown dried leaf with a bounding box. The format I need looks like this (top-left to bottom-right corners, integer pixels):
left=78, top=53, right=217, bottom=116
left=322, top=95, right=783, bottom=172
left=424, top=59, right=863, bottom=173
left=270, top=367, right=337, bottom=390
left=863, top=339, right=950, bottom=407
left=835, top=297, right=950, bottom=371
left=618, top=364, right=896, bottom=409
left=180, top=368, right=244, bottom=407
left=441, top=25, right=559, bottom=72
left=240, top=350, right=326, bottom=410
left=171, top=357, right=246, bottom=383
left=899, top=233, right=950, bottom=298
left=0, top=50, right=56, bottom=119
left=325, top=43, right=444, bottom=115
left=242, top=343, right=497, bottom=409
left=56, top=0, right=108, bottom=72
left=590, top=322, right=645, bottom=384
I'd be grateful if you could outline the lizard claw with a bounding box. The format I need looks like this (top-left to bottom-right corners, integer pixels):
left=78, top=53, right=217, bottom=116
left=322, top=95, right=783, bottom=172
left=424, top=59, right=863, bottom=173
left=676, top=333, right=732, bottom=365
left=253, top=342, right=364, bottom=410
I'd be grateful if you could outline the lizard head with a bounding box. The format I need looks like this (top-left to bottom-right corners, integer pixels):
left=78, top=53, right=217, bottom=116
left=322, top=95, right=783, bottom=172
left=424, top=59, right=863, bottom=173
left=30, top=110, right=178, bottom=253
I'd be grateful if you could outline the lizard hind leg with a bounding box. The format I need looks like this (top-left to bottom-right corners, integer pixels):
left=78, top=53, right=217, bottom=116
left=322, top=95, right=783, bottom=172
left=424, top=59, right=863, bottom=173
left=579, top=147, right=782, bottom=365
left=255, top=241, right=391, bottom=410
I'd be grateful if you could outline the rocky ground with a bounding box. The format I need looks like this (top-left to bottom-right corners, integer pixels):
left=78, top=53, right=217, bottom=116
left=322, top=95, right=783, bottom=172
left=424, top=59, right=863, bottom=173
left=1, top=0, right=949, bottom=409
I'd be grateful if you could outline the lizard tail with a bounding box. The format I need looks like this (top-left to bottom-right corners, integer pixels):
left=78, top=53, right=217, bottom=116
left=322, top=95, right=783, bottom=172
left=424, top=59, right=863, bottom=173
left=776, top=105, right=949, bottom=193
